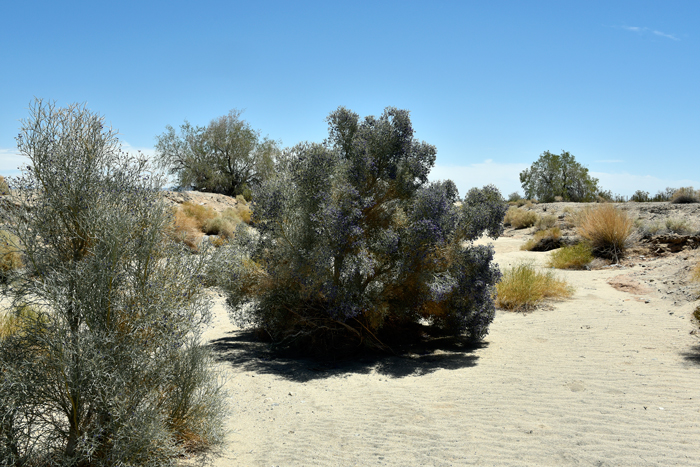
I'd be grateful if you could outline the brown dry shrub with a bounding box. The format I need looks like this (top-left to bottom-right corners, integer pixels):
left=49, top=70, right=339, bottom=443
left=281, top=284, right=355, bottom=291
left=521, top=227, right=562, bottom=251
left=576, top=204, right=633, bottom=262
left=203, top=216, right=237, bottom=238
left=534, top=214, right=557, bottom=231
left=504, top=207, right=538, bottom=229
left=171, top=209, right=203, bottom=250
left=181, top=202, right=217, bottom=229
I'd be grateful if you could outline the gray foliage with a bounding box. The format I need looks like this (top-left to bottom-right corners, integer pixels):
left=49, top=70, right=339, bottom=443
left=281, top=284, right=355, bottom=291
left=0, top=99, right=225, bottom=466
left=219, top=107, right=507, bottom=354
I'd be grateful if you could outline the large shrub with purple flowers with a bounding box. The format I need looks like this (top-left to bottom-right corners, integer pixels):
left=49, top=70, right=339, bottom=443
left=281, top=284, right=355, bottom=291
left=221, top=107, right=507, bottom=354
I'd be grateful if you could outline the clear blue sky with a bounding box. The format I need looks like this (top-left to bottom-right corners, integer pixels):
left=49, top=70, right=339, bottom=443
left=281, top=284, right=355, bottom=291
left=1, top=1, right=698, bottom=198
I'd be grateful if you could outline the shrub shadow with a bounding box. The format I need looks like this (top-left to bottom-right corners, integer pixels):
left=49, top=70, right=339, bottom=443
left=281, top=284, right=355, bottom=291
left=681, top=343, right=700, bottom=365
left=208, top=329, right=484, bottom=382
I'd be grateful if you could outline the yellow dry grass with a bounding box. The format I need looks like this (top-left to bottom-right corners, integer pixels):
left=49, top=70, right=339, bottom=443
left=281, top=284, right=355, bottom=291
left=576, top=204, right=633, bottom=262
left=495, top=262, right=574, bottom=311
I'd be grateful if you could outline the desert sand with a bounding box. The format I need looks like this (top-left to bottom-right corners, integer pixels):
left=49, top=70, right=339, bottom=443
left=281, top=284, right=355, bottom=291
left=181, top=211, right=700, bottom=467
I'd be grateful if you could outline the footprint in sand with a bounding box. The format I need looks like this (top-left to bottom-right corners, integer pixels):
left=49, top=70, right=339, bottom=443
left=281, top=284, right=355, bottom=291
left=566, top=381, right=586, bottom=392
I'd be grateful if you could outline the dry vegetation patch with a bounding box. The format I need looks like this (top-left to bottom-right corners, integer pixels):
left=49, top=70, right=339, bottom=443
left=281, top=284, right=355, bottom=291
left=576, top=204, right=633, bottom=262
left=495, top=262, right=574, bottom=311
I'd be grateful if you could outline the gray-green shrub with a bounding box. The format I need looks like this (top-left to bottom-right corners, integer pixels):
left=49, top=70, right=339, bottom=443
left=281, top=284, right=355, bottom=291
left=219, top=107, right=507, bottom=354
left=0, top=99, right=225, bottom=466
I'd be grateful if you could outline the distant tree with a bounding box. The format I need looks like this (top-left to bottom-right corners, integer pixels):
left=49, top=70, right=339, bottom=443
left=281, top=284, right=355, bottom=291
left=218, top=107, right=507, bottom=354
left=519, top=150, right=600, bottom=202
left=630, top=190, right=650, bottom=202
left=155, top=109, right=280, bottom=199
left=1, top=99, right=225, bottom=465
left=507, top=191, right=522, bottom=202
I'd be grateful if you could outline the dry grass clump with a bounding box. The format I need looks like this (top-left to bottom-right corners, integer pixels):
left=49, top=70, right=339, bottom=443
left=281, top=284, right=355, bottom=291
left=495, top=262, right=574, bottom=311
left=1, top=230, right=23, bottom=281
left=203, top=215, right=237, bottom=238
left=547, top=242, right=593, bottom=269
left=504, top=206, right=539, bottom=229
left=576, top=204, right=633, bottom=262
left=665, top=217, right=693, bottom=235
left=521, top=227, right=562, bottom=251
left=170, top=200, right=253, bottom=249
left=534, top=214, right=557, bottom=231
left=171, top=209, right=204, bottom=250
left=181, top=202, right=218, bottom=227
left=671, top=187, right=700, bottom=204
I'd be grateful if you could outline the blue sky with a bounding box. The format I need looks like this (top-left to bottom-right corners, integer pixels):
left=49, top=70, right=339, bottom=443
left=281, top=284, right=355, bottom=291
left=1, top=1, right=698, bottom=198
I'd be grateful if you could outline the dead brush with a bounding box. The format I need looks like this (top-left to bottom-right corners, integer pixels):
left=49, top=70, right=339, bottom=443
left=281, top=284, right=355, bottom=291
left=521, top=227, right=562, bottom=251
left=504, top=206, right=539, bottom=229
left=576, top=204, right=633, bottom=262
left=170, top=209, right=204, bottom=250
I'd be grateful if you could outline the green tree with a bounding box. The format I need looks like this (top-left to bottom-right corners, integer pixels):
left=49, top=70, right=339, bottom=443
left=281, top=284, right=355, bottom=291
left=155, top=109, right=279, bottom=199
left=519, top=150, right=600, bottom=202
left=0, top=99, right=225, bottom=466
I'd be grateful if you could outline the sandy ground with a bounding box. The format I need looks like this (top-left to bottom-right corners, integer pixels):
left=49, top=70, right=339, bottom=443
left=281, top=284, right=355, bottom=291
left=181, top=232, right=700, bottom=467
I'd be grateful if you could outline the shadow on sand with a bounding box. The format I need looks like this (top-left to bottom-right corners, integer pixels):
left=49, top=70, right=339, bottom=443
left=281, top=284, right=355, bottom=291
left=208, top=329, right=484, bottom=382
left=681, top=343, right=700, bottom=366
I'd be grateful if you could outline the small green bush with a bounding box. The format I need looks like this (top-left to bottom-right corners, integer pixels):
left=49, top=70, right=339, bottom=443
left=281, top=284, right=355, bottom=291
left=576, top=204, right=633, bottom=262
left=547, top=243, right=593, bottom=269
left=495, top=262, right=574, bottom=311
left=504, top=206, right=538, bottom=229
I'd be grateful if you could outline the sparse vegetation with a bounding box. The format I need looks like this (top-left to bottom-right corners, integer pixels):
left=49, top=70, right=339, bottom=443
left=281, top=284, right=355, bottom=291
left=171, top=201, right=252, bottom=249
left=495, top=262, right=574, bottom=311
left=665, top=217, right=693, bottom=235
left=547, top=242, right=594, bottom=269
left=521, top=227, right=562, bottom=251
left=576, top=204, right=633, bottom=262
left=534, top=214, right=557, bottom=231
left=504, top=206, right=538, bottom=229
left=671, top=187, right=700, bottom=204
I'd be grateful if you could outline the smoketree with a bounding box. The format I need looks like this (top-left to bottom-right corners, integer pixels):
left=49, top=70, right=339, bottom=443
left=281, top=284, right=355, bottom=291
left=0, top=99, right=225, bottom=466
left=220, top=107, right=507, bottom=354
